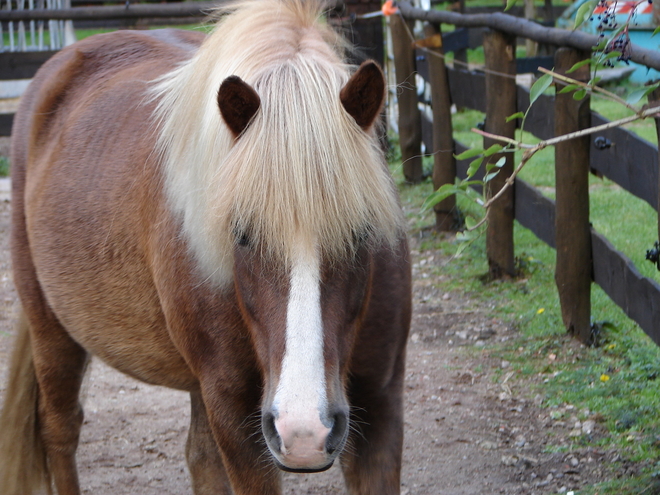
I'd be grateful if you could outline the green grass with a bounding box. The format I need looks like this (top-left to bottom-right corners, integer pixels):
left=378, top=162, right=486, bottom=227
left=448, top=94, right=660, bottom=286
left=393, top=96, right=660, bottom=491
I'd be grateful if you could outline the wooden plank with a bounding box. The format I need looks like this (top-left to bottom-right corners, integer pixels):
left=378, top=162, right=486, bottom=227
left=514, top=179, right=556, bottom=248
left=0, top=114, right=13, bottom=137
left=415, top=48, right=429, bottom=83
left=589, top=113, right=658, bottom=210
left=592, top=231, right=660, bottom=346
left=442, top=28, right=469, bottom=53
left=0, top=51, right=56, bottom=80
left=447, top=67, right=486, bottom=112
left=391, top=13, right=423, bottom=183
left=517, top=89, right=658, bottom=209
left=441, top=27, right=487, bottom=53
left=424, top=26, right=457, bottom=231
left=515, top=55, right=553, bottom=74
left=517, top=86, right=554, bottom=140
left=554, top=47, right=592, bottom=344
left=456, top=140, right=484, bottom=194
left=483, top=29, right=517, bottom=278
left=421, top=113, right=433, bottom=155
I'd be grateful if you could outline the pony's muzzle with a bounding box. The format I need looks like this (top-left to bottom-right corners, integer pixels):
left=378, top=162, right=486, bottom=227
left=262, top=409, right=348, bottom=472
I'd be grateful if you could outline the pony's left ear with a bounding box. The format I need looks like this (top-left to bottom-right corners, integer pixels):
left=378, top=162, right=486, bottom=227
left=218, top=75, right=261, bottom=138
left=340, top=60, right=386, bottom=131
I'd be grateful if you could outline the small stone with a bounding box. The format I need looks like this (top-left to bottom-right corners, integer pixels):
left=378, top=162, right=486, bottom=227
left=569, top=428, right=582, bottom=438
left=410, top=333, right=420, bottom=343
left=501, top=454, right=518, bottom=466
left=480, top=440, right=498, bottom=450
left=570, top=457, right=579, bottom=467
left=582, top=420, right=596, bottom=435
left=456, top=330, right=469, bottom=340
left=501, top=360, right=510, bottom=369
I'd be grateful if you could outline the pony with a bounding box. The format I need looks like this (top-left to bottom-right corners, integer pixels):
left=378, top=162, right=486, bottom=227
left=0, top=0, right=411, bottom=493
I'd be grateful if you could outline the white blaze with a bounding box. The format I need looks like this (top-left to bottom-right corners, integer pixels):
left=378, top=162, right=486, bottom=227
left=273, top=246, right=327, bottom=433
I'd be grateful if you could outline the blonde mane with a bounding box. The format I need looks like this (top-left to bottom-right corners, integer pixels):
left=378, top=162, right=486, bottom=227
left=152, top=0, right=405, bottom=285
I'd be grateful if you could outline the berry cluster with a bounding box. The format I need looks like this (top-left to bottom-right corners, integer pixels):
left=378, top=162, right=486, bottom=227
left=588, top=0, right=646, bottom=66
left=593, top=0, right=619, bottom=31
left=606, top=32, right=633, bottom=65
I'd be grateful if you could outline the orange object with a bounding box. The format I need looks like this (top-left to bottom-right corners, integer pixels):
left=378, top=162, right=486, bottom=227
left=382, top=0, right=398, bottom=16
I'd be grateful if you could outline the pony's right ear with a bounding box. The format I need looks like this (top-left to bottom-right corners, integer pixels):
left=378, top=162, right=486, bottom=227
left=217, top=76, right=261, bottom=138
left=340, top=60, right=386, bottom=131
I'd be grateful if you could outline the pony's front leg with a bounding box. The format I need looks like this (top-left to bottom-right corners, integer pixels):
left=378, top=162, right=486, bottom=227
left=200, top=385, right=281, bottom=495
left=187, top=390, right=232, bottom=494
left=341, top=362, right=406, bottom=495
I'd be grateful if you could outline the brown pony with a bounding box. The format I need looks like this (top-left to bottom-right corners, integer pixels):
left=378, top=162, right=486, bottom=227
left=0, top=0, right=411, bottom=493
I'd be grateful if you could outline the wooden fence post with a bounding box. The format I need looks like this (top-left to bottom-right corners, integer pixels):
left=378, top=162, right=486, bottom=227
left=483, top=29, right=516, bottom=278
left=554, top=47, right=592, bottom=344
left=426, top=24, right=456, bottom=231
left=390, top=13, right=423, bottom=183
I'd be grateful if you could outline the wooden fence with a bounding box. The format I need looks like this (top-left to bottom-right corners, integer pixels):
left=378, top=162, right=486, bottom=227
left=392, top=1, right=660, bottom=346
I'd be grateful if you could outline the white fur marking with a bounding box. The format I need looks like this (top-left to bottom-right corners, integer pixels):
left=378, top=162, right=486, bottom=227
left=274, top=247, right=326, bottom=426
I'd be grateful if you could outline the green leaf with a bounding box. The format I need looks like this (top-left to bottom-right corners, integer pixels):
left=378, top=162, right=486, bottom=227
left=484, top=171, right=500, bottom=183
left=422, top=183, right=458, bottom=211
left=456, top=230, right=478, bottom=242
left=464, top=216, right=477, bottom=230
left=573, top=88, right=588, bottom=100
left=566, top=59, right=591, bottom=74
left=454, top=148, right=484, bottom=160
left=574, top=0, right=596, bottom=29
left=558, top=83, right=581, bottom=94
left=626, top=83, right=660, bottom=105
left=626, top=87, right=649, bottom=105
left=504, top=0, right=517, bottom=11
left=486, top=157, right=506, bottom=173
left=602, top=50, right=622, bottom=61
left=483, top=144, right=503, bottom=157
left=653, top=26, right=660, bottom=38
left=529, top=73, right=553, bottom=106
left=467, top=157, right=483, bottom=178
left=506, top=112, right=525, bottom=123
left=645, top=82, right=660, bottom=98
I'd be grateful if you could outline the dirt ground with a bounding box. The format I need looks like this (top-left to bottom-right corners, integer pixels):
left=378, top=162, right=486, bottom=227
left=0, top=194, right=626, bottom=495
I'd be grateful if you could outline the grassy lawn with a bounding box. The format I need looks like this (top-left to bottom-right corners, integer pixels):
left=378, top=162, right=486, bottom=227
left=392, top=81, right=660, bottom=492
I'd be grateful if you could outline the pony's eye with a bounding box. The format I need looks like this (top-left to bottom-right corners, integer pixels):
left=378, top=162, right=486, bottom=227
left=352, top=227, right=371, bottom=247
left=236, top=232, right=250, bottom=247
left=232, top=226, right=251, bottom=247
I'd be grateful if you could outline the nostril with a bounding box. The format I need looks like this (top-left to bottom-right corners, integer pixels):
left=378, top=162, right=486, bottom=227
left=262, top=411, right=281, bottom=451
left=325, top=411, right=348, bottom=455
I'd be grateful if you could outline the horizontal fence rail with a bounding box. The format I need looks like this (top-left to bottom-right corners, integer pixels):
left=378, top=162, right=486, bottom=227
left=0, top=1, right=221, bottom=21
left=391, top=4, right=660, bottom=345
left=398, top=1, right=660, bottom=71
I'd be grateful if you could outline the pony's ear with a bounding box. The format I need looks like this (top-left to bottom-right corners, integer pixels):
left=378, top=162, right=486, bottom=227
left=217, top=76, right=261, bottom=137
left=340, top=60, right=385, bottom=131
